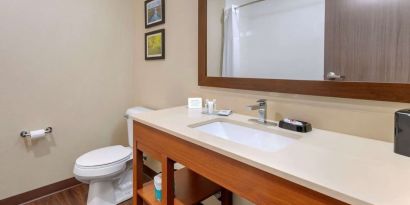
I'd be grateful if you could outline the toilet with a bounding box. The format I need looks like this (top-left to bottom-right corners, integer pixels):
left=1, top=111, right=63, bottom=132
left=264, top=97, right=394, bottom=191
left=73, top=107, right=153, bottom=205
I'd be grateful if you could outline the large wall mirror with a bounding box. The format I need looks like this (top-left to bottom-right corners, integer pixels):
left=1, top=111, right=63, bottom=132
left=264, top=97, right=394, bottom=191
left=198, top=0, right=410, bottom=102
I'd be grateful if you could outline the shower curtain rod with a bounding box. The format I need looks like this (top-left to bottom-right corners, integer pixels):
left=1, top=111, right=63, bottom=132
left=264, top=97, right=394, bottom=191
left=235, top=0, right=266, bottom=9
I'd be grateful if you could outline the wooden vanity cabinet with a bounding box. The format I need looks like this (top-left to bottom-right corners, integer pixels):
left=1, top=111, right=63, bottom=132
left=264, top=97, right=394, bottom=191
left=133, top=122, right=232, bottom=205
left=133, top=122, right=348, bottom=205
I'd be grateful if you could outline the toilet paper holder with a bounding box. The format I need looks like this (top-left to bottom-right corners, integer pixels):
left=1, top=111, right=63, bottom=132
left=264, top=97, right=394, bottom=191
left=20, top=127, right=53, bottom=138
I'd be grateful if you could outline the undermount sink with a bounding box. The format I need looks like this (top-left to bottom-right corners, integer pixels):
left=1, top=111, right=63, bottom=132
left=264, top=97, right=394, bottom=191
left=189, top=119, right=301, bottom=152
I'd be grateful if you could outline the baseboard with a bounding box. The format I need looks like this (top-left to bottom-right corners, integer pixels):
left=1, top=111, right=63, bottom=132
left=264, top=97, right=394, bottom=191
left=0, top=165, right=158, bottom=205
left=0, top=178, right=81, bottom=205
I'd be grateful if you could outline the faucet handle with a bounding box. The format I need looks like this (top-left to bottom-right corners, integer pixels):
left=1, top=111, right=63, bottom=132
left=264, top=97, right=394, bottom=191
left=257, top=99, right=266, bottom=105
left=247, top=99, right=267, bottom=110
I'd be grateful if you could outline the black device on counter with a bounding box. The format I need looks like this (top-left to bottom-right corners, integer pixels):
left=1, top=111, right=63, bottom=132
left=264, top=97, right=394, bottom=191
left=279, top=119, right=312, bottom=133
left=395, top=109, right=410, bottom=157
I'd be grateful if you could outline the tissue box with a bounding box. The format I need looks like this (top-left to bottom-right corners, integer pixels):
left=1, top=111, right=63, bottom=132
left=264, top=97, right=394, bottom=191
left=395, top=109, right=410, bottom=157
left=279, top=120, right=312, bottom=133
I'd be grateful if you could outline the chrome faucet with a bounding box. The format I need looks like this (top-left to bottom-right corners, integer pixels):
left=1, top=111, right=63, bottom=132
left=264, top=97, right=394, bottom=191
left=248, top=99, right=267, bottom=123
left=247, top=99, right=277, bottom=126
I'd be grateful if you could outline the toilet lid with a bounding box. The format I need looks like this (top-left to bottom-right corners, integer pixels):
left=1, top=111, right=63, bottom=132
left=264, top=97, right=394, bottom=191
left=76, top=145, right=132, bottom=167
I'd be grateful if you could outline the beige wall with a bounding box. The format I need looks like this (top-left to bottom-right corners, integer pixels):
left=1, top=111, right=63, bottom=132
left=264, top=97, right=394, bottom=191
left=135, top=0, right=200, bottom=109
left=200, top=88, right=409, bottom=142
left=0, top=0, right=136, bottom=199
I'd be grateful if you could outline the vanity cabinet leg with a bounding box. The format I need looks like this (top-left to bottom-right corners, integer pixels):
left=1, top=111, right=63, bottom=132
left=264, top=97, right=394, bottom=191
left=162, top=155, right=175, bottom=205
left=220, top=188, right=233, bottom=205
left=133, top=147, right=144, bottom=205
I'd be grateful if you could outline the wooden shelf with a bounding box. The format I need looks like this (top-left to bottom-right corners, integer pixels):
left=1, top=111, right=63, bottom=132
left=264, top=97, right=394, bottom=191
left=137, top=168, right=221, bottom=205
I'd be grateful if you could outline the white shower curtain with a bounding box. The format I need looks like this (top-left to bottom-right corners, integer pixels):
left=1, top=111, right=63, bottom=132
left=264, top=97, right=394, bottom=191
left=222, top=7, right=240, bottom=77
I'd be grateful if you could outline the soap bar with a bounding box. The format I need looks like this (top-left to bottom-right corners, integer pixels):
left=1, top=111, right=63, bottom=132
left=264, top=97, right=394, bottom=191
left=217, top=110, right=232, bottom=116
left=283, top=118, right=303, bottom=126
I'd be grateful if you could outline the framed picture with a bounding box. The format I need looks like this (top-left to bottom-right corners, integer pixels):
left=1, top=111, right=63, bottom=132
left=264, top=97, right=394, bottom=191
left=145, top=0, right=165, bottom=28
left=145, top=29, right=165, bottom=60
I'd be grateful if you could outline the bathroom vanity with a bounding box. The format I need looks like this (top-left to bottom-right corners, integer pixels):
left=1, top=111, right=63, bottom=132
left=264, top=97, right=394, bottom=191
left=132, top=107, right=410, bottom=205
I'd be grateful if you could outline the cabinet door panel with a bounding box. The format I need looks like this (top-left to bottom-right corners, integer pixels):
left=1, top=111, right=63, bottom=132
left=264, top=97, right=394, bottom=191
left=325, top=0, right=410, bottom=83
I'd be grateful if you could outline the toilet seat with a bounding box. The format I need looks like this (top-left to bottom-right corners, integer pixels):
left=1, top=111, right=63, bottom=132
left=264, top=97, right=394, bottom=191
left=76, top=145, right=132, bottom=168
left=74, top=145, right=132, bottom=181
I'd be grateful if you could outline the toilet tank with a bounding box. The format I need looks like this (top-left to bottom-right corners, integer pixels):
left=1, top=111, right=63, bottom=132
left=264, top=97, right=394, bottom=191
left=126, top=107, right=153, bottom=147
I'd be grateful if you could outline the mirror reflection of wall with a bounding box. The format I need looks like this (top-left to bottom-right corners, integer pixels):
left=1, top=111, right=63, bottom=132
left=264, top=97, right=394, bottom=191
left=207, top=0, right=410, bottom=83
left=207, top=0, right=325, bottom=80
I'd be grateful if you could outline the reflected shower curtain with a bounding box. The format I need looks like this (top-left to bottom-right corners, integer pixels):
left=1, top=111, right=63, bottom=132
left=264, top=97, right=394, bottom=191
left=222, top=7, right=240, bottom=77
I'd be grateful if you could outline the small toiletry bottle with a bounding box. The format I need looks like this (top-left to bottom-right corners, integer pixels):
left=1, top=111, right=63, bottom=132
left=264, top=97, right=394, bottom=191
left=207, top=99, right=216, bottom=114
left=204, top=99, right=209, bottom=112
left=154, top=174, right=162, bottom=201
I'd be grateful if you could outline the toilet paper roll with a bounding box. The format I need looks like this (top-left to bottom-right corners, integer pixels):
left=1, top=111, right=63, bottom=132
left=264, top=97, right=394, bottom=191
left=30, top=129, right=46, bottom=140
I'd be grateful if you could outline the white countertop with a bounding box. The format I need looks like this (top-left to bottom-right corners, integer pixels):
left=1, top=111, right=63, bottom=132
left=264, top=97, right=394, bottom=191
left=131, top=106, right=410, bottom=205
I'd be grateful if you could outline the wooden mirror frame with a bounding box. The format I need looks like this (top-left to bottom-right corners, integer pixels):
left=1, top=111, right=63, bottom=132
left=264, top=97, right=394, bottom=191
left=198, top=0, right=410, bottom=103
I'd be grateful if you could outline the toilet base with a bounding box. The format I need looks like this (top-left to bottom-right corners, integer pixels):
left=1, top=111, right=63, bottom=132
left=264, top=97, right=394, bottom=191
left=87, top=168, right=133, bottom=205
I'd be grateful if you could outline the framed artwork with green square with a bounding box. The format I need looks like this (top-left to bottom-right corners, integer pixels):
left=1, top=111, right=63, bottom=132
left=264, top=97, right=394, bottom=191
left=145, top=29, right=165, bottom=60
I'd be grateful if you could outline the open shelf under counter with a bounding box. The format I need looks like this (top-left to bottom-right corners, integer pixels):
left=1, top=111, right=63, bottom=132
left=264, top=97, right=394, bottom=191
left=137, top=168, right=221, bottom=205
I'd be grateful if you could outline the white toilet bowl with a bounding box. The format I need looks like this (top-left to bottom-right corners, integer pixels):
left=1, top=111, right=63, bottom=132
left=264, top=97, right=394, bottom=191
left=73, top=107, right=152, bottom=205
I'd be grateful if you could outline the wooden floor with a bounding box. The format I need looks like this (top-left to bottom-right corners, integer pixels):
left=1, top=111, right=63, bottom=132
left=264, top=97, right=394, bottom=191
left=23, top=174, right=152, bottom=205
left=23, top=184, right=132, bottom=205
